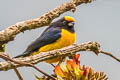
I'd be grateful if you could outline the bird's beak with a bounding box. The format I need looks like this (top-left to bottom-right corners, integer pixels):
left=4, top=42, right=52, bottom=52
left=68, top=22, right=75, bottom=27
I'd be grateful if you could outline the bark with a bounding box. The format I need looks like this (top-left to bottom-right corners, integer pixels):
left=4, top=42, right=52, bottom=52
left=0, top=41, right=100, bottom=71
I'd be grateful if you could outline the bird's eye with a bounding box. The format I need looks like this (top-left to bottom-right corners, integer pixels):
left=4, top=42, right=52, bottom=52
left=62, top=21, right=67, bottom=25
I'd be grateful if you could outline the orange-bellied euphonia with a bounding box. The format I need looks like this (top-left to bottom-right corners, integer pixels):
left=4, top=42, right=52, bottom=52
left=14, top=16, right=76, bottom=63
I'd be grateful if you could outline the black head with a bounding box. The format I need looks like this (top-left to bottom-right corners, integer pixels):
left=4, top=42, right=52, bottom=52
left=50, top=16, right=75, bottom=33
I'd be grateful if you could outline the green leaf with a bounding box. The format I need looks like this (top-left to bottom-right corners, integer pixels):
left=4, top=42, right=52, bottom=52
left=0, top=44, right=6, bottom=52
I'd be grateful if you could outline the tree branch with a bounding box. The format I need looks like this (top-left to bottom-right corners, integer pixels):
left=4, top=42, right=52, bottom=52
left=0, top=0, right=92, bottom=45
left=0, top=41, right=100, bottom=71
left=13, top=67, right=23, bottom=80
left=0, top=54, right=23, bottom=80
left=0, top=41, right=119, bottom=72
left=0, top=53, right=56, bottom=79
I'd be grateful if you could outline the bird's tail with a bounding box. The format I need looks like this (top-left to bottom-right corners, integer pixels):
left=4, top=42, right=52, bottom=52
left=13, top=52, right=29, bottom=58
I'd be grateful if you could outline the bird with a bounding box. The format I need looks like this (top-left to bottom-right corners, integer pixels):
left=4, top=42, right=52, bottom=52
left=14, top=16, right=76, bottom=63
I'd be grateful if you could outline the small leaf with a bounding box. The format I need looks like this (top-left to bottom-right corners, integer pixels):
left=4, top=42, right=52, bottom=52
left=0, top=44, right=6, bottom=52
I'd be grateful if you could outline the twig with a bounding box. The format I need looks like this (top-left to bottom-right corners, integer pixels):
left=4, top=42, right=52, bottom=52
left=8, top=57, right=23, bottom=80
left=0, top=0, right=92, bottom=45
left=13, top=67, right=23, bottom=80
left=0, top=54, right=23, bottom=80
left=31, top=65, right=56, bottom=80
left=0, top=53, right=56, bottom=80
left=100, top=50, right=120, bottom=62
left=51, top=64, right=55, bottom=67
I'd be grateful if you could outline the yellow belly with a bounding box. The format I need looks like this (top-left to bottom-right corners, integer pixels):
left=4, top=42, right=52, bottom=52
left=32, top=29, right=76, bottom=63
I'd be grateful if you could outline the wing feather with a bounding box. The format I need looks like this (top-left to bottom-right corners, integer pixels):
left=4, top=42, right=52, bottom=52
left=14, top=27, right=61, bottom=58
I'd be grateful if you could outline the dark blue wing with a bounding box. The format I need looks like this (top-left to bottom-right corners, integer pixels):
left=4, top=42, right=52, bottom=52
left=14, top=27, right=61, bottom=58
